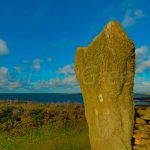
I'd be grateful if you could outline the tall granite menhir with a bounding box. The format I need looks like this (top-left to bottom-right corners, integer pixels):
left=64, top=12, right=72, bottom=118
left=75, top=21, right=135, bottom=150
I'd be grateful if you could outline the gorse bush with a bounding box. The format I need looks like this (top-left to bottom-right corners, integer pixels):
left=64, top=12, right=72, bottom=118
left=0, top=102, right=90, bottom=150
left=0, top=106, right=15, bottom=123
left=30, top=108, right=45, bottom=126
left=0, top=102, right=86, bottom=132
left=0, top=106, right=21, bottom=131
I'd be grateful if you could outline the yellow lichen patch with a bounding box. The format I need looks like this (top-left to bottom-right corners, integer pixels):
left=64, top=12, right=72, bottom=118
left=98, top=94, right=103, bottom=103
left=95, top=108, right=99, bottom=116
left=75, top=20, right=135, bottom=150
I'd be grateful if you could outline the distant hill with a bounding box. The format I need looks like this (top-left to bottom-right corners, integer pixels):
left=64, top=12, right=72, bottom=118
left=76, top=93, right=150, bottom=99
left=0, top=93, right=149, bottom=103
left=134, top=93, right=150, bottom=99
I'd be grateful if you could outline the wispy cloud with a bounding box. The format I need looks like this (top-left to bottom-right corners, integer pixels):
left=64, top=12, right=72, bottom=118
left=136, top=45, right=150, bottom=73
left=31, top=64, right=79, bottom=92
left=135, top=45, right=150, bottom=92
left=6, top=81, right=21, bottom=90
left=14, top=66, right=24, bottom=72
left=136, top=45, right=148, bottom=56
left=135, top=81, right=150, bottom=93
left=56, top=64, right=74, bottom=75
left=49, top=75, right=78, bottom=87
left=0, top=39, right=9, bottom=56
left=33, top=58, right=43, bottom=71
left=0, top=67, right=8, bottom=83
left=0, top=67, right=21, bottom=90
left=136, top=60, right=150, bottom=73
left=122, top=9, right=145, bottom=28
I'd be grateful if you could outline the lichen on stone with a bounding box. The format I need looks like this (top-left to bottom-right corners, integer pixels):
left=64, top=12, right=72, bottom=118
left=75, top=21, right=135, bottom=150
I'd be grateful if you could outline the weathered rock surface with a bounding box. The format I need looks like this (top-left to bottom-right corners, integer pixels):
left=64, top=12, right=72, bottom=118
left=75, top=21, right=135, bottom=150
left=136, top=117, right=147, bottom=125
left=133, top=107, right=150, bottom=150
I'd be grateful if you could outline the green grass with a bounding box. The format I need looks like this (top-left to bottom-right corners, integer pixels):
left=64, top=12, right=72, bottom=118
left=0, top=102, right=90, bottom=150
left=0, top=123, right=90, bottom=150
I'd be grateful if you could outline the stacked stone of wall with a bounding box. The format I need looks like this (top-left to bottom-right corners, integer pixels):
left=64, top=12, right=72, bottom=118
left=133, top=106, right=150, bottom=150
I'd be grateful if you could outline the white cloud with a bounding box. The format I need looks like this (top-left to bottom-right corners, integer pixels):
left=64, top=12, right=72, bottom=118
left=32, top=81, right=49, bottom=90
left=136, top=45, right=148, bottom=56
left=14, top=66, right=24, bottom=72
left=56, top=64, right=74, bottom=75
left=33, top=58, right=43, bottom=71
left=6, top=81, right=21, bottom=89
left=135, top=81, right=150, bottom=93
left=32, top=64, right=78, bottom=91
left=122, top=9, right=144, bottom=28
left=132, top=45, right=150, bottom=92
left=143, top=82, right=150, bottom=86
left=0, top=39, right=9, bottom=56
left=0, top=67, right=8, bottom=84
left=49, top=75, right=78, bottom=87
left=0, top=67, right=8, bottom=75
left=51, top=64, right=79, bottom=91
left=136, top=45, right=150, bottom=73
left=0, top=67, right=22, bottom=90
left=31, top=75, right=78, bottom=92
left=63, top=75, right=77, bottom=86
left=134, top=9, right=144, bottom=18
left=136, top=60, right=150, bottom=73
left=137, top=77, right=143, bottom=81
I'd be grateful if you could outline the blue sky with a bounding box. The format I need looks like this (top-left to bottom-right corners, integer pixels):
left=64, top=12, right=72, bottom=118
left=0, top=0, right=150, bottom=93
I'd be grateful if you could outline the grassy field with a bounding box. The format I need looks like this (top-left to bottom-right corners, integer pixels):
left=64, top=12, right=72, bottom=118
left=0, top=102, right=90, bottom=150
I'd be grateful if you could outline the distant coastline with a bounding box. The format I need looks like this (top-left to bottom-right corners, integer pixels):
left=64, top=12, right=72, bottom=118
left=0, top=93, right=149, bottom=106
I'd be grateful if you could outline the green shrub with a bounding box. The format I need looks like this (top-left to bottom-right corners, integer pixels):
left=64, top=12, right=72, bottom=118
left=30, top=109, right=45, bottom=127
left=0, top=106, right=19, bottom=131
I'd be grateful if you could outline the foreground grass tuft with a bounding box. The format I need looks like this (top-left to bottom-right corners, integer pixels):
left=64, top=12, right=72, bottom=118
left=0, top=102, right=90, bottom=150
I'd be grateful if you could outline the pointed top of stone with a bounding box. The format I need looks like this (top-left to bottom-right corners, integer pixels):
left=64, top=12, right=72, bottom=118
left=105, top=20, right=120, bottom=28
left=103, top=20, right=125, bottom=33
left=88, top=20, right=135, bottom=53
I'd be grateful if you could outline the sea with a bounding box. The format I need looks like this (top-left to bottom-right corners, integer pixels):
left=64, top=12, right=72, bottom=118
left=0, top=93, right=149, bottom=106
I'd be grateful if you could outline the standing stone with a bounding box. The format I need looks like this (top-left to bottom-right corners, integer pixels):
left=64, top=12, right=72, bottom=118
left=74, top=21, right=135, bottom=150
